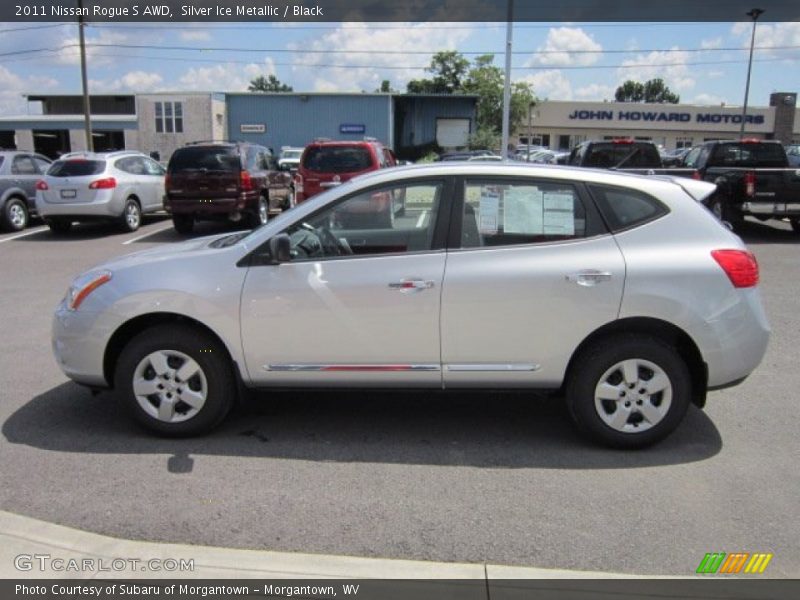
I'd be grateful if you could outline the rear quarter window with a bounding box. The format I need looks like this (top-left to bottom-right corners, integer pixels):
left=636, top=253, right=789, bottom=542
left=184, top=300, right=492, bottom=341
left=168, top=147, right=241, bottom=173
left=48, top=160, right=106, bottom=177
left=302, top=146, right=374, bottom=173
left=589, top=185, right=669, bottom=232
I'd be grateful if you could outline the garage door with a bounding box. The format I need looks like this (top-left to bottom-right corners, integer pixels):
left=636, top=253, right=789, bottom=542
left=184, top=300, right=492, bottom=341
left=436, top=118, right=470, bottom=149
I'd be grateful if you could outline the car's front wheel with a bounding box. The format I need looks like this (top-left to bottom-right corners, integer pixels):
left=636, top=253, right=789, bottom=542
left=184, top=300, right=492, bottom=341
left=115, top=325, right=235, bottom=436
left=566, top=334, right=691, bottom=449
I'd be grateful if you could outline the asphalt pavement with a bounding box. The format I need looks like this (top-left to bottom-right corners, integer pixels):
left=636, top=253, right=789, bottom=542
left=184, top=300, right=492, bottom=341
left=0, top=216, right=798, bottom=577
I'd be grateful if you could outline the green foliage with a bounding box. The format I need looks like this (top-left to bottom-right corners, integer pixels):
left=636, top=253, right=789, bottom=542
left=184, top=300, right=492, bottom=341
left=416, top=151, right=440, bottom=163
left=406, top=52, right=537, bottom=136
left=615, top=78, right=679, bottom=103
left=468, top=128, right=500, bottom=151
left=375, top=80, right=396, bottom=93
left=248, top=75, right=293, bottom=93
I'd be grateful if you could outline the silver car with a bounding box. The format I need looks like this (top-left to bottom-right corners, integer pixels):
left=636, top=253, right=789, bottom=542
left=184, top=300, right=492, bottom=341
left=51, top=163, right=770, bottom=448
left=36, top=151, right=166, bottom=234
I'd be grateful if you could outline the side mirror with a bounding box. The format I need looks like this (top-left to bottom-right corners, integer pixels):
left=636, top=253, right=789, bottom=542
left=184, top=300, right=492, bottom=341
left=268, top=233, right=291, bottom=264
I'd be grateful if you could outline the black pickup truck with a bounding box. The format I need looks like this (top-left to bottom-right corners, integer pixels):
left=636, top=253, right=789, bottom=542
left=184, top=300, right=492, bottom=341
left=682, top=139, right=800, bottom=232
left=567, top=139, right=697, bottom=177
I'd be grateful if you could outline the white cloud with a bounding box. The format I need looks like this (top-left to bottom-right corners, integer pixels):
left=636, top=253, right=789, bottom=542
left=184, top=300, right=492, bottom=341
left=575, top=83, right=615, bottom=101
left=617, top=48, right=695, bottom=92
left=0, top=66, right=58, bottom=115
left=517, top=70, right=573, bottom=100
left=177, top=58, right=277, bottom=91
left=691, top=93, right=729, bottom=106
left=180, top=30, right=212, bottom=42
left=700, top=37, right=724, bottom=50
left=731, top=22, right=800, bottom=60
left=289, top=22, right=472, bottom=92
left=526, top=27, right=603, bottom=67
left=89, top=71, right=164, bottom=93
left=54, top=29, right=138, bottom=67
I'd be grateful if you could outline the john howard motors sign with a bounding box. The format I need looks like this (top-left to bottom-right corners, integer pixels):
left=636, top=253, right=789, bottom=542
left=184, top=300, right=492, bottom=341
left=568, top=109, right=766, bottom=126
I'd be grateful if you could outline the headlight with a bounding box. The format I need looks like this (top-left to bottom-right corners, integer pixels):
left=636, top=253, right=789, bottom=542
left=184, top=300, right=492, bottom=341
left=66, top=270, right=113, bottom=311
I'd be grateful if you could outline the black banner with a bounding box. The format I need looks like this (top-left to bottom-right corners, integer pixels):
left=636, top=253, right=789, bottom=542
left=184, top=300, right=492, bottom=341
left=3, top=0, right=800, bottom=23
left=4, top=579, right=800, bottom=600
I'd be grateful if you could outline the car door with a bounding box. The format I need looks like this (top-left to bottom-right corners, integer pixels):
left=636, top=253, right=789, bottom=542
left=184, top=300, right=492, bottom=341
left=240, top=177, right=452, bottom=386
left=11, top=154, right=41, bottom=202
left=440, top=176, right=625, bottom=387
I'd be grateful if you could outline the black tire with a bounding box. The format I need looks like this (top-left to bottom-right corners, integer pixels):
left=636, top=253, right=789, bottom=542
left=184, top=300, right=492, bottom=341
left=708, top=194, right=742, bottom=230
left=120, top=198, right=142, bottom=232
left=249, top=195, right=269, bottom=228
left=565, top=334, right=692, bottom=449
left=790, top=218, right=800, bottom=233
left=47, top=218, right=72, bottom=234
left=114, top=325, right=235, bottom=437
left=2, top=197, right=29, bottom=232
left=172, top=214, right=194, bottom=234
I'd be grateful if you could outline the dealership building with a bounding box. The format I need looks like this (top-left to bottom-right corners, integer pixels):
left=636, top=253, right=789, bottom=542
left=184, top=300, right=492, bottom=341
left=0, top=92, right=478, bottom=161
left=518, top=92, right=799, bottom=151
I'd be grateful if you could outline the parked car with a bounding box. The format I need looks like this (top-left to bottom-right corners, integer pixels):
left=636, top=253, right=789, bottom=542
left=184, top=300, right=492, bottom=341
left=528, top=149, right=570, bottom=165
left=0, top=151, right=51, bottom=231
left=165, top=142, right=292, bottom=234
left=35, top=151, right=165, bottom=234
left=52, top=163, right=769, bottom=448
left=683, top=139, right=800, bottom=231
left=785, top=143, right=800, bottom=167
left=568, top=139, right=699, bottom=179
left=277, top=146, right=304, bottom=172
left=294, top=138, right=398, bottom=227
left=467, top=154, right=503, bottom=161
left=438, top=150, right=494, bottom=162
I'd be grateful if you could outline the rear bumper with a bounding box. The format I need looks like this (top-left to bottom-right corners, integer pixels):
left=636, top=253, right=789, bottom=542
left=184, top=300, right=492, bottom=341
left=741, top=201, right=800, bottom=217
left=36, top=191, right=122, bottom=219
left=166, top=196, right=246, bottom=216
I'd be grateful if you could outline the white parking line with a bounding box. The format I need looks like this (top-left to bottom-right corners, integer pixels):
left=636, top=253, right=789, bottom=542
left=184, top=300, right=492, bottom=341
left=122, top=224, right=174, bottom=245
left=0, top=226, right=47, bottom=244
left=416, top=210, right=429, bottom=228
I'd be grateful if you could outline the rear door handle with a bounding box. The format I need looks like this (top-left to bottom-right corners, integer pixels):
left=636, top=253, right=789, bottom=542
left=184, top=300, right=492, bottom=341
left=566, top=270, right=613, bottom=287
left=388, top=279, right=435, bottom=293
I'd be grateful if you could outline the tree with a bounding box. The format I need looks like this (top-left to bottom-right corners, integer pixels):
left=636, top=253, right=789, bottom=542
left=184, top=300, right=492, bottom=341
left=406, top=50, right=470, bottom=94
left=248, top=75, right=293, bottom=92
left=615, top=78, right=679, bottom=103
left=375, top=80, right=397, bottom=93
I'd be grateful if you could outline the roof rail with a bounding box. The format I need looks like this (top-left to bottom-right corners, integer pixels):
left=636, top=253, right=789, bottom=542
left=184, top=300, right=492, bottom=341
left=313, top=137, right=332, bottom=143
left=186, top=139, right=239, bottom=145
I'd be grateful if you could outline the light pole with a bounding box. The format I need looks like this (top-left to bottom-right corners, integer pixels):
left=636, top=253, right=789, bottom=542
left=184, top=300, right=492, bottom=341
left=740, top=8, right=764, bottom=139
left=501, top=0, right=513, bottom=159
left=78, top=0, right=93, bottom=151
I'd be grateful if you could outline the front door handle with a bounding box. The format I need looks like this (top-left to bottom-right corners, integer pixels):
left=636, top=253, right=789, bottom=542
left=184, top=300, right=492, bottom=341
left=566, top=270, right=613, bottom=287
left=388, top=279, right=435, bottom=293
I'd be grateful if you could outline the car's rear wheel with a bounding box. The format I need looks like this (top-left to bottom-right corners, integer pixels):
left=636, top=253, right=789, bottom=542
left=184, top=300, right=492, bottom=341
left=566, top=334, right=691, bottom=449
left=115, top=325, right=235, bottom=437
left=3, top=197, right=29, bottom=232
left=120, top=198, right=141, bottom=232
left=790, top=218, right=800, bottom=233
left=47, top=218, right=72, bottom=234
left=172, top=214, right=194, bottom=234
left=254, top=195, right=269, bottom=227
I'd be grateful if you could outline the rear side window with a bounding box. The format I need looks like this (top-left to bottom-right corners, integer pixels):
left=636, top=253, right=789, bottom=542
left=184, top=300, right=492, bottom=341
left=589, top=185, right=669, bottom=232
left=48, top=160, right=106, bottom=177
left=302, top=146, right=373, bottom=173
left=168, top=147, right=241, bottom=173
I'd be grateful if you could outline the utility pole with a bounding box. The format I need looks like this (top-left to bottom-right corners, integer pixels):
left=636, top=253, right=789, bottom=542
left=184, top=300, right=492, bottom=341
left=740, top=8, right=764, bottom=139
left=78, top=0, right=93, bottom=151
left=501, top=0, right=513, bottom=160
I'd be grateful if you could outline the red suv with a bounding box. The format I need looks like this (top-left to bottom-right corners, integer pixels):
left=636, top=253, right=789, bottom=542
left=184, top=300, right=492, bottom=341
left=295, top=139, right=398, bottom=227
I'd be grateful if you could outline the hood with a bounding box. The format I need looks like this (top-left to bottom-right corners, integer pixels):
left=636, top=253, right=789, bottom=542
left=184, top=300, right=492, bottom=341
left=95, top=233, right=237, bottom=272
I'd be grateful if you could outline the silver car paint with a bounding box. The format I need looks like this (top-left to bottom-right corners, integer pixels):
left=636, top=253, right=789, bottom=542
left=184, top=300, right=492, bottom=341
left=52, top=163, right=769, bottom=393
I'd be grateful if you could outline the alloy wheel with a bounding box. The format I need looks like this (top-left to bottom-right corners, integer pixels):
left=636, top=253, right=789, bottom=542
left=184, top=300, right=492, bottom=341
left=132, top=350, right=208, bottom=424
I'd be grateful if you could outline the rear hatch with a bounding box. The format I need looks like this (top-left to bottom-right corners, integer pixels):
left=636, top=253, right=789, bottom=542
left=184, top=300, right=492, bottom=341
left=167, top=146, right=242, bottom=201
left=40, top=160, right=107, bottom=203
left=299, top=145, right=375, bottom=198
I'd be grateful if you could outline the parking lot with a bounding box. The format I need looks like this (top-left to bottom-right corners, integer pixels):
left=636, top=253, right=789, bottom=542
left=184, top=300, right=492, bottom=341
left=0, top=215, right=798, bottom=577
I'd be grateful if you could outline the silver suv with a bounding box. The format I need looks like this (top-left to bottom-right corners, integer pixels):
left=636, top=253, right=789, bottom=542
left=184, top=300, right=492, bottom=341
left=36, top=150, right=166, bottom=234
left=51, top=163, right=770, bottom=448
left=0, top=151, right=52, bottom=231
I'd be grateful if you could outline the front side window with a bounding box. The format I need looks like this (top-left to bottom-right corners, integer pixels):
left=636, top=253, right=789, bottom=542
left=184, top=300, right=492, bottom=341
left=460, top=180, right=589, bottom=248
left=280, top=182, right=442, bottom=261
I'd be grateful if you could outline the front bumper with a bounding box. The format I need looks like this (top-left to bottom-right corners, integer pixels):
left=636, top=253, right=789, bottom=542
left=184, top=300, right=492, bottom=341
left=52, top=301, right=122, bottom=388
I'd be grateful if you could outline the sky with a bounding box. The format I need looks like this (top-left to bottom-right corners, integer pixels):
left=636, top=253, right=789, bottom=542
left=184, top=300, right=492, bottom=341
left=0, top=20, right=799, bottom=115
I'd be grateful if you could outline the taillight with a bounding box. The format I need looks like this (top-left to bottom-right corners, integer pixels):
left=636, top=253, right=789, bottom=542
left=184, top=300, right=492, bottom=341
left=89, top=177, right=116, bottom=190
left=240, top=170, right=253, bottom=191
left=691, top=170, right=701, bottom=180
left=36, top=180, right=49, bottom=191
left=711, top=249, right=759, bottom=288
left=294, top=173, right=304, bottom=197
left=744, top=172, right=755, bottom=198
left=165, top=173, right=171, bottom=189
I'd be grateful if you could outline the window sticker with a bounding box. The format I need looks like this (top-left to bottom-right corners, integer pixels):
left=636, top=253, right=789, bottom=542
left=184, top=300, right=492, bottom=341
left=504, top=187, right=544, bottom=234
left=543, top=192, right=575, bottom=235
